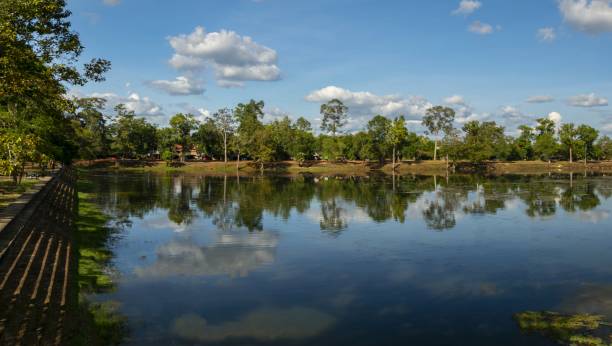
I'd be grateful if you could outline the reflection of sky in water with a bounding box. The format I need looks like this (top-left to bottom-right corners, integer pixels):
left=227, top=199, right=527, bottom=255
left=86, top=174, right=612, bottom=345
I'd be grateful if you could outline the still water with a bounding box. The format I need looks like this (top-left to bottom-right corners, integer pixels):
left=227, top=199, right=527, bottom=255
left=81, top=172, right=612, bottom=345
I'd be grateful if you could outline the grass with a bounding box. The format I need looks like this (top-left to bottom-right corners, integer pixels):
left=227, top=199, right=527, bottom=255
left=515, top=311, right=611, bottom=346
left=71, top=178, right=127, bottom=345
left=0, top=178, right=39, bottom=211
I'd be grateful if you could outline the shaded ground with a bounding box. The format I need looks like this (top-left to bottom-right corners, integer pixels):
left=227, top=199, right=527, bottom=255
left=0, top=169, right=77, bottom=345
left=0, top=179, right=40, bottom=212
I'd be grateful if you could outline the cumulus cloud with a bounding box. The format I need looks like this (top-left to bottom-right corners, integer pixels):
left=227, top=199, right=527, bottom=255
left=146, top=76, right=205, bottom=96
left=537, top=27, right=557, bottom=41
left=567, top=93, right=609, bottom=107
left=526, top=95, right=555, bottom=103
left=558, top=0, right=612, bottom=34
left=167, top=26, right=281, bottom=87
left=468, top=21, right=494, bottom=34
left=172, top=308, right=335, bottom=342
left=88, top=91, right=164, bottom=116
left=548, top=111, right=562, bottom=126
left=102, top=0, right=120, bottom=6
left=444, top=95, right=467, bottom=106
left=305, top=86, right=433, bottom=119
left=452, top=0, right=482, bottom=15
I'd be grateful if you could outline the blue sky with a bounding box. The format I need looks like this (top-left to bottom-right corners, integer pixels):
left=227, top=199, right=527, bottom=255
left=67, top=0, right=612, bottom=134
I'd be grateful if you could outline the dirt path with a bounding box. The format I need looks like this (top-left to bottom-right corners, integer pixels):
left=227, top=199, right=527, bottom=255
left=0, top=168, right=77, bottom=345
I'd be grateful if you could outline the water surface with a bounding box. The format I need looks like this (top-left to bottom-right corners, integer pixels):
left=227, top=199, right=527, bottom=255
left=82, top=173, right=612, bottom=345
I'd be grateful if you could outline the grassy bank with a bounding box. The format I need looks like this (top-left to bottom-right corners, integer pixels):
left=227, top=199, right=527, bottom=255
left=76, top=159, right=612, bottom=176
left=0, top=178, right=39, bottom=211
left=72, top=178, right=127, bottom=346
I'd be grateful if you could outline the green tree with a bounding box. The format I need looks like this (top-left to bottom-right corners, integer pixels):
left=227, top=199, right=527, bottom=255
left=462, top=121, right=508, bottom=162
left=387, top=116, right=409, bottom=168
left=234, top=100, right=264, bottom=167
left=193, top=119, right=223, bottom=160
left=577, top=124, right=598, bottom=164
left=320, top=99, right=348, bottom=137
left=366, top=115, right=391, bottom=163
left=559, top=123, right=580, bottom=163
left=290, top=117, right=315, bottom=165
left=533, top=118, right=558, bottom=162
left=513, top=125, right=535, bottom=160
left=422, top=106, right=455, bottom=160
left=212, top=108, right=236, bottom=165
left=169, top=113, right=198, bottom=162
left=0, top=0, right=110, bottom=164
left=595, top=135, right=612, bottom=160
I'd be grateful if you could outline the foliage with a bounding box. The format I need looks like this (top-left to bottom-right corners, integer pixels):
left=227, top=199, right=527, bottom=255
left=422, top=106, right=455, bottom=160
left=320, top=98, right=348, bottom=137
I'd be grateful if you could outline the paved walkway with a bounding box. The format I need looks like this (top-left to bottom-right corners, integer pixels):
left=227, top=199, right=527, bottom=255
left=0, top=169, right=77, bottom=345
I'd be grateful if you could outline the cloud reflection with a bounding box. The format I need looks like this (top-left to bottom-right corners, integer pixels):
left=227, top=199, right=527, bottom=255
left=134, top=231, right=278, bottom=278
left=172, top=307, right=335, bottom=342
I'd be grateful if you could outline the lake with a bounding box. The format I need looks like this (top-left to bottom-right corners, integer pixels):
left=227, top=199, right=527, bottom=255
left=80, top=172, right=612, bottom=345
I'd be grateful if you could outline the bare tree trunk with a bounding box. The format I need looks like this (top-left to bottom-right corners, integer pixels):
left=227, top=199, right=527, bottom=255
left=223, top=133, right=227, bottom=167
left=434, top=140, right=438, bottom=161
left=569, top=147, right=573, bottom=163
left=236, top=149, right=240, bottom=170
left=392, top=146, right=396, bottom=171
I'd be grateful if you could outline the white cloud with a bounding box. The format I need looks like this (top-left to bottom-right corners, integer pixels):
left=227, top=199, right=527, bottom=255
left=537, top=27, right=557, bottom=41
left=548, top=111, right=562, bottom=125
left=167, top=26, right=281, bottom=87
left=305, top=86, right=433, bottom=119
left=568, top=93, right=609, bottom=107
left=602, top=122, right=612, bottom=132
left=89, top=91, right=164, bottom=116
left=468, top=21, right=494, bottom=34
left=452, top=0, right=482, bottom=15
left=526, top=95, right=555, bottom=103
left=559, top=0, right=612, bottom=34
left=444, top=95, right=467, bottom=106
left=102, top=0, right=120, bottom=6
left=146, top=76, right=205, bottom=96
left=499, top=106, right=533, bottom=127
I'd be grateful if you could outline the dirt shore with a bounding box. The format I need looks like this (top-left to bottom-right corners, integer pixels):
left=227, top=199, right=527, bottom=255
left=76, top=159, right=612, bottom=176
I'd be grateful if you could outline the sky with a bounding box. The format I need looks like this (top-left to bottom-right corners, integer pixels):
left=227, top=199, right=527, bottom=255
left=67, top=0, right=612, bottom=134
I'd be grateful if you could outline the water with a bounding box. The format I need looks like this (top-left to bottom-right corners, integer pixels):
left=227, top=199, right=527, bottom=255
left=81, top=172, right=612, bottom=345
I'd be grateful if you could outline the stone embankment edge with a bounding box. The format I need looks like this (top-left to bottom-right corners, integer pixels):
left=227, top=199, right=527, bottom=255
left=0, top=177, right=53, bottom=235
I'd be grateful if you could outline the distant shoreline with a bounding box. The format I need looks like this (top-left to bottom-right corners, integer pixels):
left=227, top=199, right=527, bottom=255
left=75, top=159, right=612, bottom=176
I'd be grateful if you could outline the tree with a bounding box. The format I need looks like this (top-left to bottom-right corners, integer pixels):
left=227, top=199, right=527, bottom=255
left=71, top=98, right=111, bottom=159
left=596, top=136, right=612, bottom=160
left=0, top=0, right=110, bottom=164
left=234, top=100, right=264, bottom=168
left=212, top=108, right=236, bottom=165
left=366, top=115, right=391, bottom=163
left=462, top=121, right=508, bottom=162
left=577, top=124, right=599, bottom=164
left=290, top=117, right=316, bottom=165
left=387, top=116, right=409, bottom=169
left=533, top=118, right=558, bottom=162
left=513, top=125, right=535, bottom=160
left=320, top=99, right=348, bottom=137
left=559, top=123, right=580, bottom=163
left=169, top=113, right=198, bottom=162
left=0, top=132, right=40, bottom=183
left=422, top=106, right=455, bottom=160
left=193, top=119, right=223, bottom=160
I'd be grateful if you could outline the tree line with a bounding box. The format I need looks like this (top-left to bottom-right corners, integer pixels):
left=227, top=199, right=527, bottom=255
left=68, top=97, right=612, bottom=168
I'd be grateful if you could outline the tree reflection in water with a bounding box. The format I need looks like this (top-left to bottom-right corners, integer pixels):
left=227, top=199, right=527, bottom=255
left=84, top=173, right=611, bottom=234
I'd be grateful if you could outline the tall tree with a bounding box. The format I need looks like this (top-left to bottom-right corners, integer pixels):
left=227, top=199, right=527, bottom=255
left=577, top=124, right=599, bottom=164
left=367, top=115, right=391, bottom=163
left=234, top=100, right=264, bottom=168
left=169, top=113, right=198, bottom=162
left=320, top=99, right=348, bottom=137
left=533, top=118, right=559, bottom=162
left=422, top=106, right=455, bottom=160
left=559, top=123, right=579, bottom=163
left=212, top=108, right=236, bottom=165
left=0, top=0, right=110, bottom=165
left=387, top=116, right=409, bottom=169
